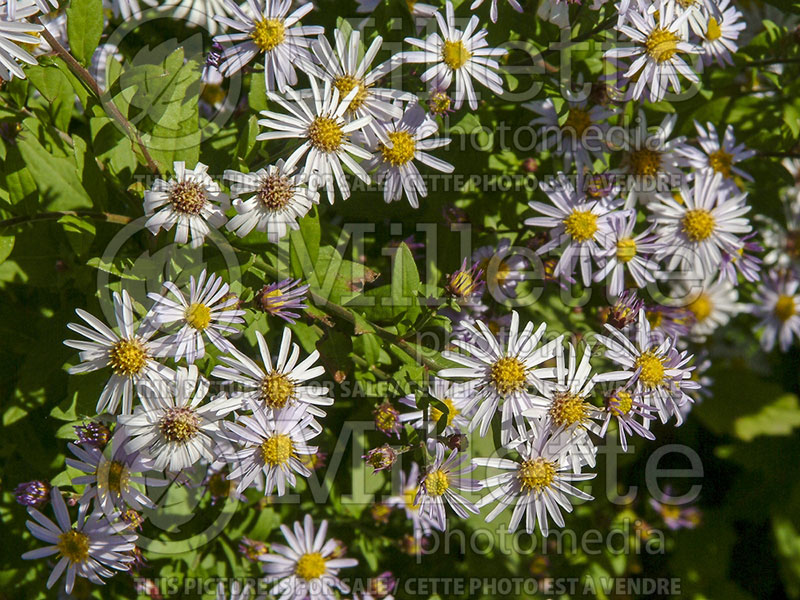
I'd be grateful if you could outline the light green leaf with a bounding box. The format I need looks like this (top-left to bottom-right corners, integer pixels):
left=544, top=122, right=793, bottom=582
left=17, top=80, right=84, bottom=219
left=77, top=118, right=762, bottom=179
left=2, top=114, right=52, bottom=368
left=66, top=0, right=104, bottom=66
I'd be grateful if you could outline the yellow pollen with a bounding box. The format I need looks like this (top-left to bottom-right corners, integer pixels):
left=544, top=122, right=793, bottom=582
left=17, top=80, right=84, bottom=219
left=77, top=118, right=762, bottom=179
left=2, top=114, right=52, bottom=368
left=563, top=209, right=599, bottom=242
left=333, top=74, right=370, bottom=113
left=258, top=174, right=294, bottom=210
left=424, top=469, right=450, bottom=496
left=563, top=108, right=592, bottom=137
left=259, top=371, right=295, bottom=409
left=687, top=292, right=712, bottom=322
left=307, top=116, right=344, bottom=152
left=159, top=407, right=200, bottom=443
left=646, top=310, right=663, bottom=329
left=645, top=27, right=681, bottom=63
left=169, top=180, right=207, bottom=214
left=708, top=148, right=733, bottom=178
left=251, top=18, right=285, bottom=52
left=99, top=460, right=129, bottom=495
left=429, top=90, right=451, bottom=115
left=404, top=486, right=419, bottom=511
left=108, top=338, right=148, bottom=377
left=628, top=148, right=662, bottom=177
left=448, top=270, right=479, bottom=298
left=260, top=434, right=294, bottom=466
left=57, top=530, right=90, bottom=564
left=378, top=130, right=416, bottom=167
left=705, top=17, right=722, bottom=41
left=681, top=209, right=716, bottom=242
left=607, top=390, right=633, bottom=417
left=375, top=404, right=398, bottom=431
left=616, top=238, right=637, bottom=262
left=295, top=552, right=327, bottom=580
left=442, top=40, right=471, bottom=70
left=430, top=397, right=459, bottom=427
left=517, top=458, right=556, bottom=494
left=263, top=288, right=286, bottom=309
left=490, top=356, right=527, bottom=396
left=548, top=391, right=590, bottom=427
left=635, top=350, right=666, bottom=388
left=775, top=294, right=796, bottom=322
left=185, top=302, right=211, bottom=330
left=478, top=258, right=511, bottom=285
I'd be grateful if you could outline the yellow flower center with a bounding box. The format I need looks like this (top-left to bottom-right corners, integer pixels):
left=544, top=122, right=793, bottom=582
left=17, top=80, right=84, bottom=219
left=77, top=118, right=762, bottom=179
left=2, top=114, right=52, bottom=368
left=307, top=116, right=344, bottom=153
left=616, top=237, right=637, bottom=263
left=645, top=27, right=681, bottom=63
left=259, top=371, right=295, bottom=409
left=517, top=458, right=556, bottom=494
left=404, top=486, right=419, bottom=511
left=378, top=130, right=416, bottom=167
left=708, top=148, right=733, bottom=178
left=251, top=18, right=285, bottom=52
left=627, top=148, right=662, bottom=177
left=429, top=90, right=452, bottom=115
left=478, top=258, right=512, bottom=285
left=563, top=108, right=592, bottom=137
left=646, top=310, right=663, bottom=329
left=681, top=209, right=716, bottom=242
left=57, top=530, right=90, bottom=564
left=608, top=390, right=634, bottom=417
left=424, top=469, right=450, bottom=497
left=108, top=338, right=148, bottom=377
left=687, top=292, right=712, bottom=322
left=448, top=270, right=478, bottom=298
left=99, top=460, right=129, bottom=495
left=775, top=294, right=796, bottom=322
left=260, top=434, right=294, bottom=466
left=490, top=356, right=527, bottom=396
left=548, top=391, right=590, bottom=428
left=430, top=397, right=459, bottom=427
left=258, top=174, right=294, bottom=210
left=169, top=180, right=207, bottom=214
left=295, top=552, right=327, bottom=580
left=442, top=40, right=471, bottom=70
left=635, top=350, right=666, bottom=388
left=563, top=209, right=599, bottom=242
left=333, top=74, right=370, bottom=114
left=185, top=302, right=211, bottom=330
left=705, top=17, right=722, bottom=41
left=160, top=407, right=200, bottom=443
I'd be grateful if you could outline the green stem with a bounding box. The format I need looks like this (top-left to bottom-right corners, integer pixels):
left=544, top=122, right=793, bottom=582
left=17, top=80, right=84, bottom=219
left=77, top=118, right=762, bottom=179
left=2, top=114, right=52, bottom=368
left=0, top=210, right=133, bottom=229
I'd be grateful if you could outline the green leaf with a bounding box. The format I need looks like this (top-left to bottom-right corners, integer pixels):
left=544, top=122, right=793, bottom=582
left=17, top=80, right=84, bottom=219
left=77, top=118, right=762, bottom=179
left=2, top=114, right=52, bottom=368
left=0, top=235, right=14, bottom=264
left=58, top=214, right=96, bottom=258
left=289, top=206, right=321, bottom=278
left=66, top=0, right=104, bottom=66
left=734, top=394, right=800, bottom=441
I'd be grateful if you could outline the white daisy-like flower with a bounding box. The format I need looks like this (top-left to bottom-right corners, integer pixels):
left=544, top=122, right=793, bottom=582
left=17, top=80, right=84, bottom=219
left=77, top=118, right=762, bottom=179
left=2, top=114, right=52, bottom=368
left=259, top=514, right=358, bottom=599
left=66, top=431, right=167, bottom=514
left=224, top=160, right=319, bottom=241
left=6, top=0, right=56, bottom=21
left=107, top=0, right=150, bottom=20
left=470, top=0, right=522, bottom=23
left=613, top=111, right=691, bottom=208
left=143, top=161, right=229, bottom=249
left=605, top=0, right=700, bottom=102
left=536, top=0, right=570, bottom=29
left=438, top=311, right=563, bottom=444
left=593, top=210, right=660, bottom=297
left=399, top=378, right=475, bottom=435
left=211, top=328, right=333, bottom=417
left=224, top=404, right=319, bottom=496
left=21, top=487, right=136, bottom=594
left=472, top=238, right=527, bottom=300
left=0, top=0, right=42, bottom=81
left=400, top=0, right=507, bottom=110
left=749, top=269, right=800, bottom=353
left=474, top=420, right=595, bottom=536
left=118, top=365, right=239, bottom=472
left=673, top=275, right=740, bottom=339
left=649, top=170, right=752, bottom=277
left=643, top=0, right=721, bottom=38
left=359, top=102, right=453, bottom=208
left=678, top=121, right=755, bottom=184
left=164, top=0, right=230, bottom=34
left=599, top=384, right=658, bottom=451
left=523, top=94, right=615, bottom=172
left=64, top=290, right=173, bottom=416
left=698, top=0, right=744, bottom=67
left=213, top=0, right=323, bottom=90
left=385, top=461, right=436, bottom=537
left=596, top=309, right=700, bottom=425
left=758, top=193, right=800, bottom=269
left=308, top=29, right=413, bottom=126
left=256, top=75, right=372, bottom=204
left=526, top=172, right=618, bottom=286
left=148, top=269, right=245, bottom=364
left=415, top=441, right=480, bottom=531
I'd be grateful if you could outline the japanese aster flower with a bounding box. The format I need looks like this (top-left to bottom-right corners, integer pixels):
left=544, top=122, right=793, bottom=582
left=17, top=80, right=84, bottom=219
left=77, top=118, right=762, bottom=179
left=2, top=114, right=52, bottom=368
left=398, top=377, right=475, bottom=435
left=0, top=0, right=42, bottom=81
left=213, top=0, right=323, bottom=90
left=469, top=0, right=522, bottom=23
left=438, top=311, right=562, bottom=444
left=678, top=121, right=755, bottom=185
left=64, top=290, right=173, bottom=415
left=148, top=269, right=245, bottom=364
left=593, top=209, right=660, bottom=297
left=749, top=269, right=800, bottom=353
left=143, top=161, right=229, bottom=249
left=359, top=102, right=453, bottom=208
left=257, top=75, right=372, bottom=204
left=672, top=275, right=741, bottom=339
left=259, top=514, right=358, bottom=599
left=471, top=238, right=527, bottom=300
left=474, top=420, right=595, bottom=536
left=22, top=487, right=136, bottom=594
left=697, top=0, right=744, bottom=67
left=211, top=328, right=332, bottom=417
left=5, top=0, right=56, bottom=21
left=224, top=160, right=319, bottom=241
left=415, top=441, right=480, bottom=531
left=599, top=384, right=658, bottom=452
left=118, top=365, right=240, bottom=472
left=385, top=461, right=436, bottom=537
left=165, top=0, right=230, bottom=34
left=254, top=278, right=310, bottom=323
left=400, top=0, right=507, bottom=110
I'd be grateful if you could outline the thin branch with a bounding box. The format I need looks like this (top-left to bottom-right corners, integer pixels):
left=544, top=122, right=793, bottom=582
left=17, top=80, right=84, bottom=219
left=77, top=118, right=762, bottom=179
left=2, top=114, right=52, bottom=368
left=0, top=211, right=132, bottom=229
